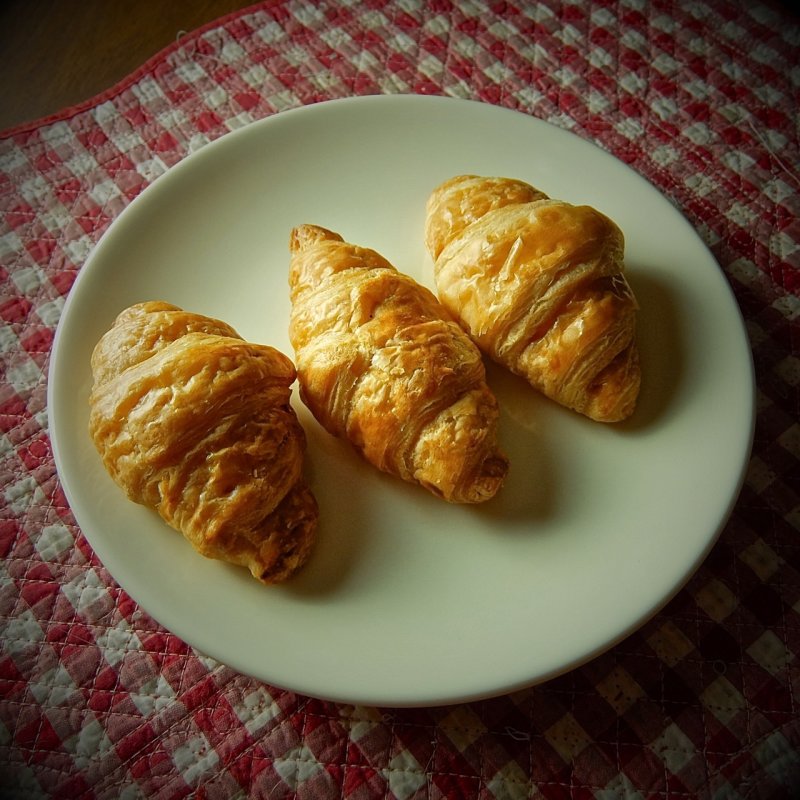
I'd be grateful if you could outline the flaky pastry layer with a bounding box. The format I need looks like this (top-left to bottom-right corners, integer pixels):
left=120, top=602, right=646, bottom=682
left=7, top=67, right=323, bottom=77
left=89, top=301, right=317, bottom=583
left=289, top=225, right=508, bottom=503
left=425, top=175, right=641, bottom=422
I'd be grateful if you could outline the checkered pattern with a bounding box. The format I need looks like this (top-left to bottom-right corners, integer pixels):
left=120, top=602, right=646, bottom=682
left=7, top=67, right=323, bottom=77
left=1, top=0, right=799, bottom=797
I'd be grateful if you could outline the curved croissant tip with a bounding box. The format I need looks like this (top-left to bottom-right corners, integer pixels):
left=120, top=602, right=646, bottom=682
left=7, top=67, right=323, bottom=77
left=583, top=353, right=641, bottom=423
left=252, top=484, right=319, bottom=583
left=457, top=452, right=510, bottom=504
left=289, top=224, right=343, bottom=254
left=476, top=452, right=510, bottom=499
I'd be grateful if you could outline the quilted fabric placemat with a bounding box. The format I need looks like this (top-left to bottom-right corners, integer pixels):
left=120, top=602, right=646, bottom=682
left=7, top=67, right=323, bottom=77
left=1, top=1, right=799, bottom=797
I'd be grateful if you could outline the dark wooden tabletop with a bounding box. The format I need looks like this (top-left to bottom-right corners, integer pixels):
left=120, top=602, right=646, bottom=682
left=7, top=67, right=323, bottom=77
left=0, top=0, right=255, bottom=132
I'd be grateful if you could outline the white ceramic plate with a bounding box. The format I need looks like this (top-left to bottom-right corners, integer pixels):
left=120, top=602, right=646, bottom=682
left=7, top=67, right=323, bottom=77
left=49, top=95, right=754, bottom=706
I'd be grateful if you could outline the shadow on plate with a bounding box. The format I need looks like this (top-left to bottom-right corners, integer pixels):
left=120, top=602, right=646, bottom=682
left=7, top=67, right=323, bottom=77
left=278, top=271, right=686, bottom=592
left=278, top=423, right=375, bottom=598
left=618, top=270, right=687, bottom=432
left=476, top=362, right=561, bottom=527
left=473, top=269, right=686, bottom=523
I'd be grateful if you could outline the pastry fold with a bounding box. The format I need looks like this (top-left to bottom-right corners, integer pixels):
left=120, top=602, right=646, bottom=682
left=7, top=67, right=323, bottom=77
left=288, top=225, right=508, bottom=503
left=89, top=301, right=317, bottom=583
left=425, top=175, right=641, bottom=422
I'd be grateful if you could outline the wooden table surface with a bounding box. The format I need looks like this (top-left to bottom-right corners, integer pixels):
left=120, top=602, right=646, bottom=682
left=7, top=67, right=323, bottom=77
left=0, top=0, right=255, bottom=133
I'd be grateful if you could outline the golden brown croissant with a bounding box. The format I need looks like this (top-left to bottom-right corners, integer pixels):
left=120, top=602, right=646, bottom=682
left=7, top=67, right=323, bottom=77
left=88, top=301, right=317, bottom=583
left=288, top=225, right=508, bottom=503
left=425, top=175, right=641, bottom=422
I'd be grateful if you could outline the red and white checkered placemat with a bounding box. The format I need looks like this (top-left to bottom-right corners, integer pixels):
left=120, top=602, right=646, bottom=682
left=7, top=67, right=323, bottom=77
left=2, top=1, right=799, bottom=797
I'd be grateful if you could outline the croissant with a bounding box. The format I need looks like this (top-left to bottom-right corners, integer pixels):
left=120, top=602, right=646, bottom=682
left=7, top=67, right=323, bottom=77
left=288, top=225, right=508, bottom=503
left=88, top=301, right=318, bottom=583
left=425, top=175, right=641, bottom=422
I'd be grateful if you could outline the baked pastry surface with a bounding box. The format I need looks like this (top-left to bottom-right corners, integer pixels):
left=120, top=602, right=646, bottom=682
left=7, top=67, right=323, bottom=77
left=288, top=225, right=508, bottom=503
left=425, top=175, right=641, bottom=422
left=89, top=301, right=317, bottom=583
